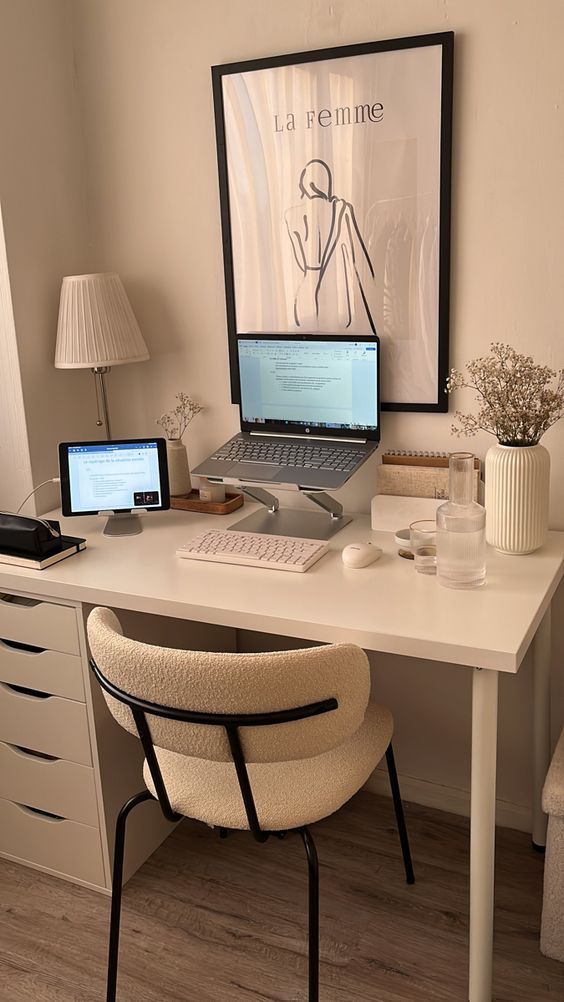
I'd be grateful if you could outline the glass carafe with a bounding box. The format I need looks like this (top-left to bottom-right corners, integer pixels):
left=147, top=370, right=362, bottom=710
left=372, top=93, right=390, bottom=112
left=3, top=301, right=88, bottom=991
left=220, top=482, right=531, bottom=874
left=436, top=453, right=486, bottom=589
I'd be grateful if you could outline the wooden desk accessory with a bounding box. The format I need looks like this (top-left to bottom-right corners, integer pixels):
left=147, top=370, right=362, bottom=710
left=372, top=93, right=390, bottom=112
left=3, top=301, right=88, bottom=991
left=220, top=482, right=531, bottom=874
left=170, top=491, right=244, bottom=515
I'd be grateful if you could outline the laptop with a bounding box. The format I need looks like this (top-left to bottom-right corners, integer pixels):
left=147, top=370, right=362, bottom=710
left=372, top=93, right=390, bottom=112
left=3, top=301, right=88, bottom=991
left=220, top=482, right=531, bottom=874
left=192, top=334, right=380, bottom=492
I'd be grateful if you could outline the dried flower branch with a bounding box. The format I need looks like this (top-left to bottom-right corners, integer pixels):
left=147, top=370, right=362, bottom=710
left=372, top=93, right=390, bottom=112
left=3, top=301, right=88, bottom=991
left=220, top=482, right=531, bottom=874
left=156, top=392, right=203, bottom=441
left=446, top=343, right=564, bottom=446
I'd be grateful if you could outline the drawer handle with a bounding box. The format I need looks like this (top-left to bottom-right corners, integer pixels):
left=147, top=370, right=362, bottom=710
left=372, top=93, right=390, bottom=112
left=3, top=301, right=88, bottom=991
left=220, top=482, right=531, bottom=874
left=0, top=595, right=40, bottom=608
left=0, top=682, right=52, bottom=700
left=16, top=803, right=65, bottom=822
left=0, top=637, right=45, bottom=655
left=9, top=744, right=59, bottom=762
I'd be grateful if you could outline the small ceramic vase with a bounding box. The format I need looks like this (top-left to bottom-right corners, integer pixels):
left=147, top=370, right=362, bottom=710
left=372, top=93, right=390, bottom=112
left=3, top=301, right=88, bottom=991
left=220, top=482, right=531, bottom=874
left=485, top=443, right=550, bottom=554
left=166, top=438, right=192, bottom=496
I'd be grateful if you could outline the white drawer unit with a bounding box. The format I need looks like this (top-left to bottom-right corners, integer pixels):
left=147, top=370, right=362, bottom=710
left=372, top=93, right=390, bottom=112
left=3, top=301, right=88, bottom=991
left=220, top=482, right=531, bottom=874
left=0, top=594, right=80, bottom=655
left=0, top=797, right=105, bottom=887
left=0, top=682, right=92, bottom=765
left=0, top=584, right=200, bottom=892
left=0, top=741, right=99, bottom=827
left=0, top=639, right=85, bottom=702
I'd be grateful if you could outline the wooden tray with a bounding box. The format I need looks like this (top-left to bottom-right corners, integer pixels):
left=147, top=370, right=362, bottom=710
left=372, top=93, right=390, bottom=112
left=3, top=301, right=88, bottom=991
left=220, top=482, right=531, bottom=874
left=170, top=491, right=244, bottom=515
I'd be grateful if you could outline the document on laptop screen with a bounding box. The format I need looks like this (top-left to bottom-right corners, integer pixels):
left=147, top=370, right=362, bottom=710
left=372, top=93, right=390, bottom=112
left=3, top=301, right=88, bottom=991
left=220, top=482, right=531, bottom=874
left=238, top=339, right=378, bottom=432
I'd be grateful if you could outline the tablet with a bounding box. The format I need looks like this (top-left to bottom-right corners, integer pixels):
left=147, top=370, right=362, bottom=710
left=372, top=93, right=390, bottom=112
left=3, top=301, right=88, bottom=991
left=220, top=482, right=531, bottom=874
left=59, top=439, right=170, bottom=517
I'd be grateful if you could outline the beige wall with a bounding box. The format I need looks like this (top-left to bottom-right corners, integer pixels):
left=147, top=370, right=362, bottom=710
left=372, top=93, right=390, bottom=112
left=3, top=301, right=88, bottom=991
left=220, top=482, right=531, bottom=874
left=68, top=0, right=564, bottom=507
left=65, top=0, right=564, bottom=827
left=0, top=0, right=95, bottom=513
left=0, top=204, right=33, bottom=511
left=1, top=1, right=563, bottom=827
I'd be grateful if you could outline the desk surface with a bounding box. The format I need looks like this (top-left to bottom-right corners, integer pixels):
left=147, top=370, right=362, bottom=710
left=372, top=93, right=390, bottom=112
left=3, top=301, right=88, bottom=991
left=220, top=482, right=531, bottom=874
left=1, top=507, right=563, bottom=673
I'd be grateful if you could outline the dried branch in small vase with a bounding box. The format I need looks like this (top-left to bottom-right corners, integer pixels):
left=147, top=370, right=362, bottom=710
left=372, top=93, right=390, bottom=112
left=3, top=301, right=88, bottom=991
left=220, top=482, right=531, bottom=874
left=156, top=392, right=203, bottom=441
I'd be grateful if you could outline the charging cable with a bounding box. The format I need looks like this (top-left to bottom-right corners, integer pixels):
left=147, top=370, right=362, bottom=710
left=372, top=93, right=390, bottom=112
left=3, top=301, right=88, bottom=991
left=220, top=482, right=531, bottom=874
left=16, top=478, right=60, bottom=514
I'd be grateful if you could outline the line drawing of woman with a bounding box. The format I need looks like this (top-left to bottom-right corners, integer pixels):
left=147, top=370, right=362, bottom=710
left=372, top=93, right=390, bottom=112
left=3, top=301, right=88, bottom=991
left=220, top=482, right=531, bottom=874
left=284, top=158, right=376, bottom=332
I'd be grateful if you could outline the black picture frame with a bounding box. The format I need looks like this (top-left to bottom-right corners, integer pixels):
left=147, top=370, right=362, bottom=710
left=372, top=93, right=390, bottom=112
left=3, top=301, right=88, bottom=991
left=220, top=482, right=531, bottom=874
left=212, top=31, right=453, bottom=412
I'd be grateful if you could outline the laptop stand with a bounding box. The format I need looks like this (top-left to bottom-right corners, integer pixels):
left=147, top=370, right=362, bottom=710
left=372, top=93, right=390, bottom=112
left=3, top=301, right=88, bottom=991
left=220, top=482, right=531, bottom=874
left=228, top=486, right=352, bottom=540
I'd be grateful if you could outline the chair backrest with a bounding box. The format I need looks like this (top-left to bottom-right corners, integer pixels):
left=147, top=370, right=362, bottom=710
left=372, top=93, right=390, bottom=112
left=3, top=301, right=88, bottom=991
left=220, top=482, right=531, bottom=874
left=87, top=606, right=371, bottom=766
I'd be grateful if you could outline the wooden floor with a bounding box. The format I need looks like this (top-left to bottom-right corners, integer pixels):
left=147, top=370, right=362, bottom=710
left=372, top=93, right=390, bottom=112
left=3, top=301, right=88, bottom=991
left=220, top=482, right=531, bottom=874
left=0, top=791, right=563, bottom=1001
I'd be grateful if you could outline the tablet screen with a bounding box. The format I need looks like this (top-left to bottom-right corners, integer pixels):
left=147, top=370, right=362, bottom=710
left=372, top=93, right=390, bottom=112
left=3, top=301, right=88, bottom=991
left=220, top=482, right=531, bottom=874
left=59, top=439, right=170, bottom=516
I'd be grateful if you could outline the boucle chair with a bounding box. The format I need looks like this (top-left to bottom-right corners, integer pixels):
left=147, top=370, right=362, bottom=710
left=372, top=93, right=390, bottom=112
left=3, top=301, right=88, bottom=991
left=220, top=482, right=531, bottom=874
left=541, top=726, right=564, bottom=962
left=87, top=606, right=414, bottom=1002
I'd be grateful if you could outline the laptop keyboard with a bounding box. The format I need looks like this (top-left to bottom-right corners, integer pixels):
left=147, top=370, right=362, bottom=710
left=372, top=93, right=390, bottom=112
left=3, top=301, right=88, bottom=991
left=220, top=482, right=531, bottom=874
left=210, top=440, right=362, bottom=473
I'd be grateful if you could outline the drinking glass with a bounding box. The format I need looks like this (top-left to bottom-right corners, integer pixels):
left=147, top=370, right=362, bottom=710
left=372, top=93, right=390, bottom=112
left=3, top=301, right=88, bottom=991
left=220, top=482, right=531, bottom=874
left=410, top=519, right=437, bottom=574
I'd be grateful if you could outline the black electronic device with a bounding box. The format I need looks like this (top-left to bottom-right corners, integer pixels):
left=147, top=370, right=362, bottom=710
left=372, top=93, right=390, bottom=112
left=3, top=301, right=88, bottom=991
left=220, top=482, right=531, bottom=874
left=0, top=512, right=86, bottom=569
left=59, top=438, right=170, bottom=536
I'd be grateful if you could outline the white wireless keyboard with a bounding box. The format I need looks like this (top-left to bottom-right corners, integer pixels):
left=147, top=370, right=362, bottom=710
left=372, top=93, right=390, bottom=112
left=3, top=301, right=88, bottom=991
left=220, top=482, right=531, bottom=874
left=176, top=528, right=329, bottom=572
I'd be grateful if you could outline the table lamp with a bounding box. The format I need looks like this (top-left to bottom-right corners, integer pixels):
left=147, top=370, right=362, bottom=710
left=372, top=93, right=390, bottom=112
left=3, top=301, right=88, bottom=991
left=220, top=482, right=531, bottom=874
left=54, top=273, right=149, bottom=439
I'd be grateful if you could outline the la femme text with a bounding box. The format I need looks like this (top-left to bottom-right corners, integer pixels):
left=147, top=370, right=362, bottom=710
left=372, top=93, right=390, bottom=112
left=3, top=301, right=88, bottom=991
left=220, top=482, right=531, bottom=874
left=274, top=102, right=384, bottom=132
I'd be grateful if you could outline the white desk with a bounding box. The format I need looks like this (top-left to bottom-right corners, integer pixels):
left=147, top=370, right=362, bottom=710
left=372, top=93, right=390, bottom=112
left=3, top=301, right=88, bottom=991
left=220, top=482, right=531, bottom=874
left=1, top=506, right=563, bottom=1002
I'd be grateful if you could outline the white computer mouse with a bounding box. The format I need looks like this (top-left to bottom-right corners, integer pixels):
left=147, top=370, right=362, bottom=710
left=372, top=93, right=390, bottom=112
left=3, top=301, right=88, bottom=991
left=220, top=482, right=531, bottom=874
left=341, top=542, right=383, bottom=568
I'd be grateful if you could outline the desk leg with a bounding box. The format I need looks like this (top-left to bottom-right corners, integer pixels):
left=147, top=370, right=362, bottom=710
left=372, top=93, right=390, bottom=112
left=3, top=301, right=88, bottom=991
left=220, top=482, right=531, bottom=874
left=469, top=667, right=499, bottom=1002
left=532, top=606, right=551, bottom=850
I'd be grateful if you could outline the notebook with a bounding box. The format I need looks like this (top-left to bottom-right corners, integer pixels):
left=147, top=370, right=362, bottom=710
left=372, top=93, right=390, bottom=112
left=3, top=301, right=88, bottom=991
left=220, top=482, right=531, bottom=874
left=192, top=334, right=380, bottom=491
left=0, top=535, right=86, bottom=570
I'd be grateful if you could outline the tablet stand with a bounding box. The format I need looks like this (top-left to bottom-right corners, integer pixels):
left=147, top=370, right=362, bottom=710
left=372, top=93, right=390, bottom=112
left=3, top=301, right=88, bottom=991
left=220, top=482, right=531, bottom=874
left=99, top=511, right=144, bottom=536
left=229, top=487, right=352, bottom=540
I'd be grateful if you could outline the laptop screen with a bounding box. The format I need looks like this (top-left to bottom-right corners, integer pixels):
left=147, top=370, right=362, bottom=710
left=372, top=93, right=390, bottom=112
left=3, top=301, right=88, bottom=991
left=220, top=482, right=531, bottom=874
left=237, top=334, right=380, bottom=440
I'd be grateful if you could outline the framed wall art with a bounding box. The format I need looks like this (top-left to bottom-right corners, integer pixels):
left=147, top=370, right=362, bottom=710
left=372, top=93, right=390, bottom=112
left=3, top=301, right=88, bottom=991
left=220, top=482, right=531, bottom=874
left=212, top=32, right=453, bottom=411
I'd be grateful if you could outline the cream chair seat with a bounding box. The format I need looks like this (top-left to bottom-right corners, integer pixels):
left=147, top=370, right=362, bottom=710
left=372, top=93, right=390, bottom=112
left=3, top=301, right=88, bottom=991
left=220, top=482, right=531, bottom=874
left=87, top=606, right=413, bottom=1002
left=144, top=701, right=393, bottom=831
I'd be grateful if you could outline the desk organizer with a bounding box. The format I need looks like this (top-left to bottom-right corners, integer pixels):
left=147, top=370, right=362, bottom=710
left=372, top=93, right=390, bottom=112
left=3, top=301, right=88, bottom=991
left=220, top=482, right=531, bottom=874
left=170, top=491, right=244, bottom=515
left=378, top=452, right=481, bottom=501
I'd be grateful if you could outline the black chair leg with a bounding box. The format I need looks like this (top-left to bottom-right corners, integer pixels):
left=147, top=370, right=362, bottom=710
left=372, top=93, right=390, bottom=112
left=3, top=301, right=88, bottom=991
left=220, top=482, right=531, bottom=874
left=107, top=790, right=155, bottom=1002
left=299, top=826, right=319, bottom=1002
left=385, top=743, right=415, bottom=885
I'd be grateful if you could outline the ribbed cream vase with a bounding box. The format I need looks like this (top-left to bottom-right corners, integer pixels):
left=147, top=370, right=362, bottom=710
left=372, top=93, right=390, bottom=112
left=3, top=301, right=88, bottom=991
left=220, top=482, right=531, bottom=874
left=166, top=439, right=192, bottom=496
left=485, top=444, right=550, bottom=554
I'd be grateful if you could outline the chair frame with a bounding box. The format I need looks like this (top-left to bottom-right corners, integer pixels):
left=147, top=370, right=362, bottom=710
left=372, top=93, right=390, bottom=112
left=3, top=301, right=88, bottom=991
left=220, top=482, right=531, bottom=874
left=90, top=655, right=414, bottom=1002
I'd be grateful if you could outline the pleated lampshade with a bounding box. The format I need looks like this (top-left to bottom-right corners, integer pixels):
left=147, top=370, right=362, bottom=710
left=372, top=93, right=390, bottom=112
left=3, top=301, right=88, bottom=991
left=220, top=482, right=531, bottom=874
left=55, top=273, right=149, bottom=368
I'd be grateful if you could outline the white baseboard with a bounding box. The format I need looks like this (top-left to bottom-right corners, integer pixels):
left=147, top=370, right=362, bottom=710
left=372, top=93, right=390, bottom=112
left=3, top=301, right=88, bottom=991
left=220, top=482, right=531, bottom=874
left=366, top=767, right=532, bottom=834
